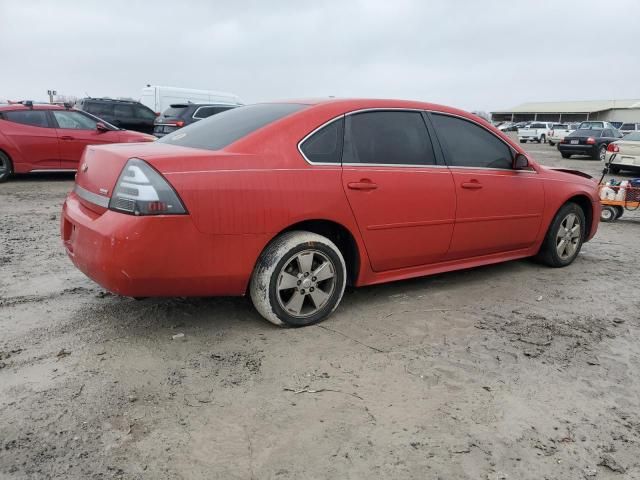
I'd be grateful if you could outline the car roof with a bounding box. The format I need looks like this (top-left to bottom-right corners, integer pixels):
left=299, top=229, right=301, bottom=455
left=0, top=104, right=69, bottom=112
left=80, top=97, right=142, bottom=105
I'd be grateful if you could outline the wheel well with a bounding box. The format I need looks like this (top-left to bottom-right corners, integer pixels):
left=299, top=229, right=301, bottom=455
left=280, top=220, right=360, bottom=286
left=566, top=195, right=593, bottom=239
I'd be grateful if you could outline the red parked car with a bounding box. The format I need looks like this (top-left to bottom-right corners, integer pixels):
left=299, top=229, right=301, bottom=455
left=61, top=99, right=600, bottom=327
left=0, top=103, right=155, bottom=181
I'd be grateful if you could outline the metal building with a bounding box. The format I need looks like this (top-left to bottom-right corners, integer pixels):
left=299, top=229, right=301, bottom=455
left=491, top=99, right=640, bottom=123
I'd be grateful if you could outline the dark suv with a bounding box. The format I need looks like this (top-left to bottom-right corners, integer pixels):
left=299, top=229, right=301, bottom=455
left=153, top=103, right=238, bottom=137
left=75, top=98, right=157, bottom=134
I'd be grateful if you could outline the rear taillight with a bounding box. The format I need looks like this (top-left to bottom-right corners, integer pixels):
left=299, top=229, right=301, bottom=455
left=174, top=120, right=185, bottom=127
left=607, top=143, right=619, bottom=152
left=108, top=158, right=186, bottom=216
left=586, top=137, right=596, bottom=144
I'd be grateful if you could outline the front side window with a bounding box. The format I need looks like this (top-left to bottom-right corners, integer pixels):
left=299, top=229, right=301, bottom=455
left=343, top=111, right=436, bottom=165
left=52, top=111, right=97, bottom=129
left=158, top=103, right=307, bottom=151
left=3, top=110, right=49, bottom=128
left=300, top=117, right=344, bottom=164
left=431, top=113, right=513, bottom=169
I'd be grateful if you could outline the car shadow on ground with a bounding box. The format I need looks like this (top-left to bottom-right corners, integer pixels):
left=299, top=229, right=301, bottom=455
left=9, top=172, right=76, bottom=183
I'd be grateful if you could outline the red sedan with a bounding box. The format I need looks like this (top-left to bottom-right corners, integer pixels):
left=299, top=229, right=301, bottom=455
left=61, top=99, right=600, bottom=327
left=0, top=103, right=155, bottom=181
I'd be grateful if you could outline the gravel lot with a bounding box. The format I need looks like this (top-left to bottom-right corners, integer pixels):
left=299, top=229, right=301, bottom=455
left=1, top=137, right=640, bottom=479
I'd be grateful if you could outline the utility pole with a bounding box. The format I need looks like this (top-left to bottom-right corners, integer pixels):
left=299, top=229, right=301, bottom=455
left=47, top=90, right=57, bottom=103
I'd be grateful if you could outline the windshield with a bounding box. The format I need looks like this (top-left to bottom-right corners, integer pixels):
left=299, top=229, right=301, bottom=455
left=157, top=103, right=307, bottom=151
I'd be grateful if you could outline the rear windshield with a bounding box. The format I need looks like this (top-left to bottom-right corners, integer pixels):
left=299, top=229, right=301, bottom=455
left=623, top=132, right=640, bottom=141
left=579, top=122, right=603, bottom=129
left=553, top=124, right=568, bottom=129
left=157, top=103, right=306, bottom=151
left=163, top=105, right=190, bottom=118
left=569, top=129, right=602, bottom=137
left=529, top=123, right=547, bottom=128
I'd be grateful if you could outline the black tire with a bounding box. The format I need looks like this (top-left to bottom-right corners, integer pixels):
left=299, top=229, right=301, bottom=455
left=0, top=151, right=13, bottom=182
left=600, top=206, right=616, bottom=223
left=540, top=135, right=546, bottom=144
left=614, top=206, right=624, bottom=219
left=250, top=231, right=347, bottom=327
left=561, top=153, right=571, bottom=159
left=519, top=139, right=527, bottom=144
left=548, top=141, right=555, bottom=146
left=609, top=165, right=621, bottom=174
left=536, top=202, right=586, bottom=267
left=594, top=145, right=606, bottom=161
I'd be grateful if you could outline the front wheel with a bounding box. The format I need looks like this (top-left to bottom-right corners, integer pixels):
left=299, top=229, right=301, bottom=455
left=536, top=203, right=585, bottom=267
left=0, top=151, right=13, bottom=182
left=250, top=231, right=347, bottom=327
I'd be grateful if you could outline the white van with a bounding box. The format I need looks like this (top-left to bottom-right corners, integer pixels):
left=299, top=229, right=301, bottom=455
left=140, top=85, right=242, bottom=115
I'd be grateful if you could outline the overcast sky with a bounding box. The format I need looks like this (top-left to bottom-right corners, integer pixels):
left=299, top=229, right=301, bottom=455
left=1, top=0, right=639, bottom=112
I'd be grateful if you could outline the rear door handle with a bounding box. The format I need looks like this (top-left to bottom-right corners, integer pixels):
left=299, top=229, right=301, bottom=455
left=461, top=181, right=482, bottom=190
left=347, top=181, right=378, bottom=191
left=60, top=135, right=75, bottom=140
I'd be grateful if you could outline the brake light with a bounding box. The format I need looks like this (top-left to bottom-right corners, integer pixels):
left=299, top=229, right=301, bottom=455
left=173, top=120, right=184, bottom=127
left=607, top=143, right=619, bottom=152
left=586, top=137, right=596, bottom=144
left=109, top=158, right=187, bottom=216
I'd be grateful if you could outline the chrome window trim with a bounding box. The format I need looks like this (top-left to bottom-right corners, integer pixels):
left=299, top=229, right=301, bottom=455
left=73, top=184, right=110, bottom=208
left=297, top=107, right=536, bottom=173
left=297, top=115, right=345, bottom=165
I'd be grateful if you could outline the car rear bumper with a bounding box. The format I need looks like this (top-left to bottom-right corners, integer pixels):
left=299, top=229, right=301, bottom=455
left=61, top=193, right=262, bottom=297
left=557, top=144, right=598, bottom=156
left=605, top=152, right=640, bottom=168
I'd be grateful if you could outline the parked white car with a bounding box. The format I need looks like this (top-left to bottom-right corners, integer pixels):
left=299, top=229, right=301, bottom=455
left=140, top=85, right=242, bottom=115
left=548, top=123, right=580, bottom=146
left=517, top=122, right=554, bottom=143
left=619, top=123, right=640, bottom=135
left=604, top=131, right=640, bottom=173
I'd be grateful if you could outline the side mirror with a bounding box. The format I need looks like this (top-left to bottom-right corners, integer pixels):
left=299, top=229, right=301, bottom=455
left=96, top=122, right=109, bottom=133
left=514, top=153, right=529, bottom=170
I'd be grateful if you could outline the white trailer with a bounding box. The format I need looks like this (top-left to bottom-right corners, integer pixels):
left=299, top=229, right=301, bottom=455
left=140, top=85, right=242, bottom=115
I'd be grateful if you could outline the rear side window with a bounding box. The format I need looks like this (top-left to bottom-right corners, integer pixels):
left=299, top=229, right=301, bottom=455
left=114, top=104, right=134, bottom=117
left=300, top=117, right=344, bottom=164
left=86, top=102, right=113, bottom=117
left=431, top=113, right=513, bottom=169
left=158, top=103, right=307, bottom=151
left=3, top=110, right=49, bottom=128
left=343, top=111, right=436, bottom=165
left=192, top=106, right=234, bottom=119
left=621, top=123, right=635, bottom=130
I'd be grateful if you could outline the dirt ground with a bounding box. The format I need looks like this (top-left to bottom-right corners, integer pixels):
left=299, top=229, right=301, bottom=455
left=1, top=138, right=640, bottom=480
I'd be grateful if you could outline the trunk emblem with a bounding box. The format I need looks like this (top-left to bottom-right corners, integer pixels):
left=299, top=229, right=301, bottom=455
left=81, top=163, right=88, bottom=172
left=99, top=188, right=109, bottom=195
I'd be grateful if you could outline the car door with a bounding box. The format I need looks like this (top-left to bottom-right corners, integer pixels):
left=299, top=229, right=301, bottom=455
left=341, top=110, right=456, bottom=272
left=113, top=103, right=137, bottom=131
left=429, top=112, right=544, bottom=259
left=51, top=110, right=112, bottom=169
left=0, top=110, right=60, bottom=169
left=133, top=104, right=157, bottom=134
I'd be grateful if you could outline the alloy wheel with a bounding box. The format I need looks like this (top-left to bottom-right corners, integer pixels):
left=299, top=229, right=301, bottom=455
left=0, top=156, right=6, bottom=177
left=555, top=213, right=581, bottom=260
left=275, top=249, right=337, bottom=318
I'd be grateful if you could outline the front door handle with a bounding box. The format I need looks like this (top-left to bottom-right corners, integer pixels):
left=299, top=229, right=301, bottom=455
left=60, top=135, right=75, bottom=140
left=461, top=181, right=482, bottom=190
left=347, top=181, right=378, bottom=191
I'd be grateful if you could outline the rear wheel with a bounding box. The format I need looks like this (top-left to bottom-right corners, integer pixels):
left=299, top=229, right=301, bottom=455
left=540, top=134, right=546, bottom=144
left=600, top=206, right=616, bottom=222
left=614, top=206, right=624, bottom=219
left=0, top=151, right=13, bottom=182
left=250, top=231, right=347, bottom=327
left=519, top=139, right=526, bottom=144
left=594, top=145, right=606, bottom=161
left=549, top=141, right=555, bottom=146
left=536, top=202, right=585, bottom=267
left=561, top=153, right=571, bottom=159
